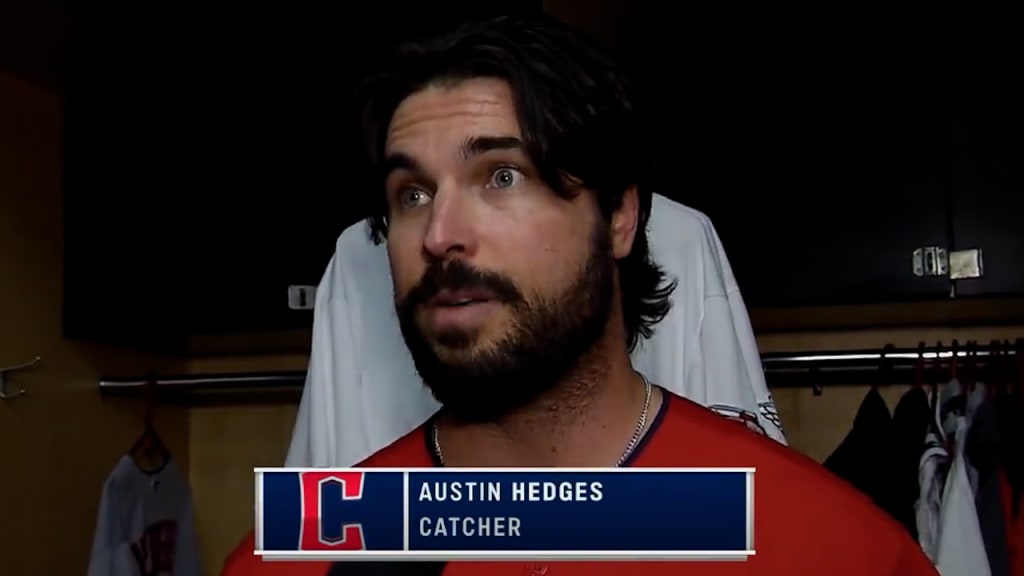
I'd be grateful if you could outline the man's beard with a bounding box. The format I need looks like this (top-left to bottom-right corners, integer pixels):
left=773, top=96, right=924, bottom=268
left=396, top=228, right=616, bottom=423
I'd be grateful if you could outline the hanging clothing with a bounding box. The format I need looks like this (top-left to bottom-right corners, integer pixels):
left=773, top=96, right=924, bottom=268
left=936, top=414, right=992, bottom=576
left=917, top=378, right=992, bottom=576
left=284, top=194, right=785, bottom=469
left=1000, top=470, right=1024, bottom=576
left=996, top=387, right=1024, bottom=576
left=968, top=391, right=1011, bottom=576
left=87, top=455, right=202, bottom=576
left=917, top=430, right=949, bottom=563
left=995, top=389, right=1024, bottom=534
left=965, top=384, right=987, bottom=493
left=824, top=388, right=900, bottom=520
left=917, top=378, right=960, bottom=564
left=891, top=386, right=932, bottom=539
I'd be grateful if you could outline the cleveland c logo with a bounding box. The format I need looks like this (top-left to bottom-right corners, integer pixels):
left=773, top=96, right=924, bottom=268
left=298, top=471, right=367, bottom=550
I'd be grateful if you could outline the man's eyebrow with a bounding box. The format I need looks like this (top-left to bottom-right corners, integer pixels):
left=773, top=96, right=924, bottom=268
left=460, top=136, right=525, bottom=160
left=381, top=136, right=525, bottom=181
left=381, top=153, right=420, bottom=181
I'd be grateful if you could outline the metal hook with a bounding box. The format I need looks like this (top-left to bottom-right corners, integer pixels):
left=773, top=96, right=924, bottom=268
left=874, top=344, right=896, bottom=390
left=809, top=367, right=823, bottom=396
left=0, top=357, right=42, bottom=400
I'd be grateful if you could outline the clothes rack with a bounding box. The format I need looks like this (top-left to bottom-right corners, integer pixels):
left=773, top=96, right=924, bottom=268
left=762, top=340, right=1021, bottom=388
left=97, top=341, right=1021, bottom=403
left=98, top=371, right=307, bottom=405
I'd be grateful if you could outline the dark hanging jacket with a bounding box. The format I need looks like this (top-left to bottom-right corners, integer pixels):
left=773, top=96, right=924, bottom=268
left=970, top=394, right=1012, bottom=576
left=825, top=389, right=900, bottom=522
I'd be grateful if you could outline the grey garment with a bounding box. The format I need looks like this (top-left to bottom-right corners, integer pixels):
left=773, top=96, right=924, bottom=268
left=967, top=396, right=1011, bottom=576
left=966, top=384, right=988, bottom=493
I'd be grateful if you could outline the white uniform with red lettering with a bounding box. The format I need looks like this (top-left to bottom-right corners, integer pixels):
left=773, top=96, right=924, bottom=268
left=87, top=455, right=202, bottom=576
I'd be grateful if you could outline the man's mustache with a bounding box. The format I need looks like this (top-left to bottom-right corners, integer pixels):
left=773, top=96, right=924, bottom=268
left=401, top=259, right=523, bottom=310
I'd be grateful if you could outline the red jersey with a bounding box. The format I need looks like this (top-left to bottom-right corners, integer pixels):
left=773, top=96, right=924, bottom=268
left=222, top=391, right=938, bottom=576
left=1000, top=469, right=1024, bottom=576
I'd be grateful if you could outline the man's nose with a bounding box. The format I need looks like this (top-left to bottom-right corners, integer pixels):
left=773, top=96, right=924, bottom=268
left=422, top=186, right=478, bottom=260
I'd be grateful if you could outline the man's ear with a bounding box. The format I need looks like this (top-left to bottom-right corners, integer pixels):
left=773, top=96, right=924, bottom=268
left=610, top=186, right=639, bottom=259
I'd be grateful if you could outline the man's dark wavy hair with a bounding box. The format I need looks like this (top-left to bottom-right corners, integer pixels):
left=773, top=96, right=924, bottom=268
left=355, top=13, right=676, bottom=352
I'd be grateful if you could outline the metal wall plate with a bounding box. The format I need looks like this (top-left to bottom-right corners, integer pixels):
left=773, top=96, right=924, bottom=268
left=287, top=285, right=317, bottom=310
left=912, top=247, right=948, bottom=277
left=949, top=248, right=984, bottom=280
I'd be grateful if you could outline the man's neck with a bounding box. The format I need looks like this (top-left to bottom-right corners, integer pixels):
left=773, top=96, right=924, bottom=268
left=434, top=335, right=657, bottom=467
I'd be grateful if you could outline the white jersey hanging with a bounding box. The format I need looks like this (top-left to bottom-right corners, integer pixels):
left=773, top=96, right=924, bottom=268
left=87, top=455, right=202, bottom=576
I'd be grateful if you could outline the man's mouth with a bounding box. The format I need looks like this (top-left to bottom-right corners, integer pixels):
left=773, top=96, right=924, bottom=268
left=446, top=298, right=484, bottom=307
left=430, top=290, right=493, bottom=308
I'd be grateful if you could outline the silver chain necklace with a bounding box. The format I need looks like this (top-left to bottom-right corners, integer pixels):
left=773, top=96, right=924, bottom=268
left=430, top=375, right=654, bottom=467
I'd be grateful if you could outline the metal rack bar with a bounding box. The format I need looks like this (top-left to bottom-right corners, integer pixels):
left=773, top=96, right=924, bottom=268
left=762, top=340, right=1021, bottom=388
left=99, top=372, right=307, bottom=391
left=99, top=371, right=307, bottom=405
left=97, top=340, right=1023, bottom=401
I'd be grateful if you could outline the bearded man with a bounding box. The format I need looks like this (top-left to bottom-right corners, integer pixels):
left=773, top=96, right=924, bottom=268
left=224, top=14, right=938, bottom=576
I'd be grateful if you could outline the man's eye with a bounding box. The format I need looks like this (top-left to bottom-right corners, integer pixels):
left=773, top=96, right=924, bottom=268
left=487, top=167, right=525, bottom=189
left=399, top=187, right=431, bottom=208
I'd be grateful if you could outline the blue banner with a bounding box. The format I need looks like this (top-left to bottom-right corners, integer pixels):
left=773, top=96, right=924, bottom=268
left=256, top=468, right=753, bottom=561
